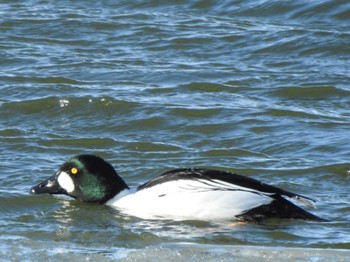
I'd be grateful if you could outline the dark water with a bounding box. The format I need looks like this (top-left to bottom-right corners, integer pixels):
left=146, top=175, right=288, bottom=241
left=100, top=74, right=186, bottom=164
left=1, top=0, right=350, bottom=260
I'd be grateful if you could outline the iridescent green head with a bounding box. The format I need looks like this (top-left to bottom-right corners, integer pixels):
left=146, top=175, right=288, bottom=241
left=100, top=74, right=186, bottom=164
left=30, top=154, right=129, bottom=203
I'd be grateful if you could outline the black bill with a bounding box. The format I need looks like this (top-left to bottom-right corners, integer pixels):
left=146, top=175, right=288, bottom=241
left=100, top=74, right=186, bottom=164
left=30, top=174, right=65, bottom=195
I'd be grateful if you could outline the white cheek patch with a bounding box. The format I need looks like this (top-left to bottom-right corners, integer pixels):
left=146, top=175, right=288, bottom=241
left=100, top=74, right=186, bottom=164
left=57, top=171, right=75, bottom=193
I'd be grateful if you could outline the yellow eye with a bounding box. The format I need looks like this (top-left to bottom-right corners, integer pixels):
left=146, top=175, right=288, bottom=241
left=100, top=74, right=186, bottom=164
left=71, top=167, right=78, bottom=175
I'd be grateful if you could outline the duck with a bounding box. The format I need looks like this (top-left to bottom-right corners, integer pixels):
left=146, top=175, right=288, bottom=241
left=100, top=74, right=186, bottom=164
left=30, top=154, right=326, bottom=222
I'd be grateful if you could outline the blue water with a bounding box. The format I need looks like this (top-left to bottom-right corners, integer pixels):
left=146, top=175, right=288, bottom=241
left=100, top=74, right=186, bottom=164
left=1, top=0, right=350, bottom=260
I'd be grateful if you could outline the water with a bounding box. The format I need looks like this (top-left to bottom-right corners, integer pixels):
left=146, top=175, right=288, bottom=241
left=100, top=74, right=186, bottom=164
left=1, top=0, right=350, bottom=260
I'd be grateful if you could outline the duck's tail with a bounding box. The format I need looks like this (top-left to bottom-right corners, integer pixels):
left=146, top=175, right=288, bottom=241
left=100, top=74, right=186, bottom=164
left=237, top=196, right=328, bottom=223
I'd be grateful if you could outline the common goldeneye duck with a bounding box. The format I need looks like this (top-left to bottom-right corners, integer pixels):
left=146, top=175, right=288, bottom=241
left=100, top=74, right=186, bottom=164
left=30, top=154, right=326, bottom=222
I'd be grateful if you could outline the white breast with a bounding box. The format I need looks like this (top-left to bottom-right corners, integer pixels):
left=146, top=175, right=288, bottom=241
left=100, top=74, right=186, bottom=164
left=107, top=179, right=273, bottom=221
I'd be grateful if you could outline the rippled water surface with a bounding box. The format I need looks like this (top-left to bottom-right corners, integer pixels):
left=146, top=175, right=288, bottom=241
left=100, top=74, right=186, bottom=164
left=1, top=0, right=350, bottom=260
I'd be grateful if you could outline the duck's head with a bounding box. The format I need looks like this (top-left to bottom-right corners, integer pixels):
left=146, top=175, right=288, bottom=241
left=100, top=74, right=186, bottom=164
left=30, top=154, right=129, bottom=204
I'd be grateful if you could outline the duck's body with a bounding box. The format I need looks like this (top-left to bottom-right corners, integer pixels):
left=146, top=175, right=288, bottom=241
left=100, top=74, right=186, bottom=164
left=30, top=154, right=325, bottom=222
left=108, top=173, right=273, bottom=221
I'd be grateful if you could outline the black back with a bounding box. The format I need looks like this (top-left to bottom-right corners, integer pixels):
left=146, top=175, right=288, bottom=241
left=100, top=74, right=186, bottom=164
left=138, top=168, right=313, bottom=201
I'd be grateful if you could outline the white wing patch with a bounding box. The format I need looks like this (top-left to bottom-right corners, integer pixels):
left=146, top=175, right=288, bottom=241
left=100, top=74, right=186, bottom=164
left=107, top=179, right=274, bottom=221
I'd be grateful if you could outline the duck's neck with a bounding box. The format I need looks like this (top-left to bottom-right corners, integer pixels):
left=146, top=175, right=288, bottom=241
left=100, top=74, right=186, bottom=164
left=105, top=188, right=133, bottom=206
